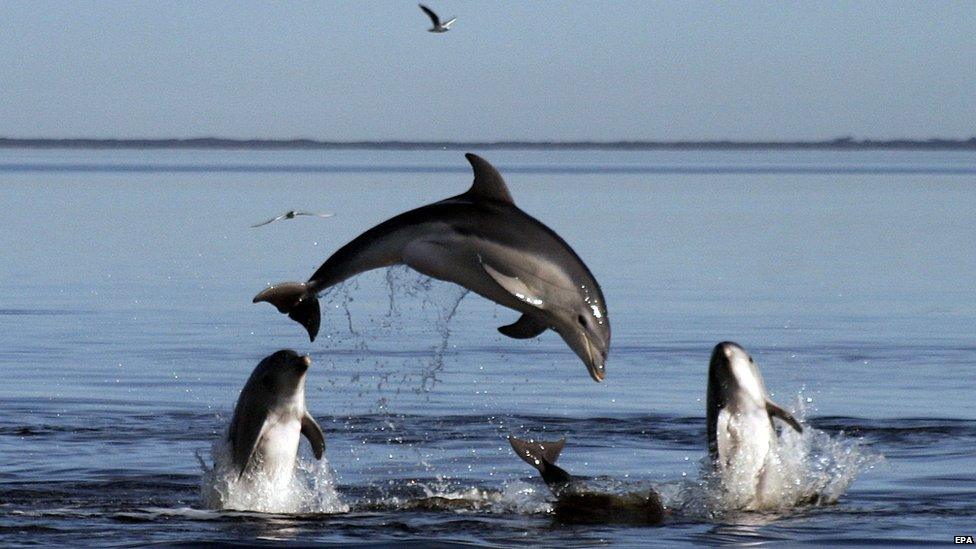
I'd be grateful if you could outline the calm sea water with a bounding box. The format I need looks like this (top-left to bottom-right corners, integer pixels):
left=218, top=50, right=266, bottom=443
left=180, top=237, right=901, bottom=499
left=1, top=149, right=974, bottom=546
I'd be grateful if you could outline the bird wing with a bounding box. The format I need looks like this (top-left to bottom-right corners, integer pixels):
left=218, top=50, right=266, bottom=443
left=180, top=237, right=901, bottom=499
left=250, top=213, right=288, bottom=228
left=294, top=211, right=335, bottom=218
left=442, top=17, right=456, bottom=28
left=419, top=4, right=440, bottom=26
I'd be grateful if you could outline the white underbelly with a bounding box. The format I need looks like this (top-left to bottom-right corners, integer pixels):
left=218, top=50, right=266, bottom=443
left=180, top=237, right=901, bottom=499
left=402, top=237, right=530, bottom=311
left=717, top=407, right=780, bottom=509
left=254, top=418, right=301, bottom=485
left=401, top=233, right=574, bottom=317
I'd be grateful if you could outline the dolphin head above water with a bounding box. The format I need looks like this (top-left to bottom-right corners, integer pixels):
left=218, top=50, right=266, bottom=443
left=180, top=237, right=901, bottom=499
left=710, top=341, right=767, bottom=406
left=248, top=349, right=311, bottom=400
left=546, top=286, right=610, bottom=382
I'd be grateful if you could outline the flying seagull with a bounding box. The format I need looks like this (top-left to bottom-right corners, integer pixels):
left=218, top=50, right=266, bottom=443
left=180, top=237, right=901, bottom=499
left=251, top=210, right=334, bottom=228
left=419, top=4, right=456, bottom=33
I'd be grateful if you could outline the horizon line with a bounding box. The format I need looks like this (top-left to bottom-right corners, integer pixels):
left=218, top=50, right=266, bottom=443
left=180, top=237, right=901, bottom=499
left=1, top=136, right=975, bottom=151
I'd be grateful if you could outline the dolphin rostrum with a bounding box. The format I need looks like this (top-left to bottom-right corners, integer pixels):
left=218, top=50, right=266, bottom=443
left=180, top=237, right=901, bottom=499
left=228, top=350, right=325, bottom=481
left=509, top=435, right=664, bottom=524
left=254, top=153, right=611, bottom=382
left=707, top=341, right=803, bottom=509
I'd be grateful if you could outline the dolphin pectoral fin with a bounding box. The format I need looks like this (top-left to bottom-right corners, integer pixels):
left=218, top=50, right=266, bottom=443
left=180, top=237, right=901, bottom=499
left=301, top=411, right=326, bottom=460
left=253, top=282, right=322, bottom=341
left=480, top=260, right=545, bottom=309
left=498, top=314, right=548, bottom=339
left=766, top=400, right=803, bottom=433
left=235, top=418, right=271, bottom=480
left=463, top=153, right=514, bottom=204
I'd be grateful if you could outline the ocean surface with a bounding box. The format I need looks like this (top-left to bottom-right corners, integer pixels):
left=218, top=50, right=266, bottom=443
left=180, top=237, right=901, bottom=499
left=1, top=148, right=974, bottom=546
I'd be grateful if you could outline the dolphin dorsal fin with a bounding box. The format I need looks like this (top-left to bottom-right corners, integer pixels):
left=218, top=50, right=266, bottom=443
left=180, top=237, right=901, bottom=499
left=463, top=153, right=514, bottom=204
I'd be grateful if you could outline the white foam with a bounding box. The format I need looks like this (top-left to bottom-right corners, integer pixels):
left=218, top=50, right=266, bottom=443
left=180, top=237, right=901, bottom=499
left=319, top=267, right=469, bottom=398
left=198, top=437, right=348, bottom=514
left=367, top=479, right=552, bottom=515
left=664, top=396, right=881, bottom=518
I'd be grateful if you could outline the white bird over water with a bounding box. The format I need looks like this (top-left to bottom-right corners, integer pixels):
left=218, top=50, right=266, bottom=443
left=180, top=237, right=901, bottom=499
left=419, top=4, right=456, bottom=33
left=251, top=211, right=334, bottom=228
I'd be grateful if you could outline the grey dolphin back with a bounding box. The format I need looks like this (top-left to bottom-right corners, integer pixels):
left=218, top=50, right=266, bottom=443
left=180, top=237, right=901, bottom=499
left=228, top=395, right=270, bottom=478
left=301, top=411, right=326, bottom=459
left=705, top=345, right=727, bottom=460
left=766, top=400, right=803, bottom=433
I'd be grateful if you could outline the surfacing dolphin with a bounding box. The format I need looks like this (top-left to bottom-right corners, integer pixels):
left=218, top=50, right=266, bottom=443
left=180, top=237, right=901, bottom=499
left=254, top=153, right=611, bottom=382
left=707, top=341, right=803, bottom=510
left=228, top=350, right=325, bottom=482
left=509, top=436, right=664, bottom=525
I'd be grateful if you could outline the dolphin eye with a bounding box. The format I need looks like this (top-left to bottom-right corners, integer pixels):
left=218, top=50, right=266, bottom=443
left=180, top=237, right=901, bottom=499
left=577, top=315, right=587, bottom=327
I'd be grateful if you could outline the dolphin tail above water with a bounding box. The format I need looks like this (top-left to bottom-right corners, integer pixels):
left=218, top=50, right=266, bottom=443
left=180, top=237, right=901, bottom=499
left=509, top=435, right=572, bottom=487
left=509, top=435, right=665, bottom=525
left=253, top=282, right=321, bottom=341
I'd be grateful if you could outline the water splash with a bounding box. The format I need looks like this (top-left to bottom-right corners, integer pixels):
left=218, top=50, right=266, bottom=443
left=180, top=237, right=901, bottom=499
left=666, top=396, right=881, bottom=518
left=361, top=478, right=552, bottom=515
left=317, top=266, right=468, bottom=401
left=198, top=437, right=347, bottom=514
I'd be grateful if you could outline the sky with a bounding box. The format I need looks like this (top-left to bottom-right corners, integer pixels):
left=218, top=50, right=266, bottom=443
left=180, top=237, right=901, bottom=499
left=0, top=1, right=973, bottom=141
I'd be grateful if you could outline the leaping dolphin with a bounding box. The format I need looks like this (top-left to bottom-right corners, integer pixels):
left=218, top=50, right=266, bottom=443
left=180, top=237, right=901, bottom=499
left=254, top=153, right=611, bottom=382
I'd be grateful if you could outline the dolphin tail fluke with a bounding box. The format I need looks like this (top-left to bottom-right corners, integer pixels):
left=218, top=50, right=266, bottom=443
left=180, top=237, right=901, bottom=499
left=509, top=435, right=572, bottom=486
left=253, top=282, right=321, bottom=341
left=509, top=435, right=565, bottom=470
left=766, top=400, right=803, bottom=433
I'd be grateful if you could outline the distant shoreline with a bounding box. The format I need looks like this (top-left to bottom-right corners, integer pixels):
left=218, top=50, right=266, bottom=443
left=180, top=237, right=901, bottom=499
left=1, top=137, right=975, bottom=151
